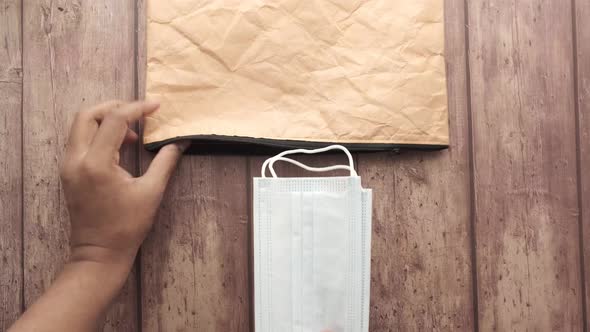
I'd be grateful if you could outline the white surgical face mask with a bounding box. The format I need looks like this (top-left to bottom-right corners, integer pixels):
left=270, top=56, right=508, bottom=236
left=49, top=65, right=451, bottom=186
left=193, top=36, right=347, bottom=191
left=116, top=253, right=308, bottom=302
left=254, top=145, right=372, bottom=332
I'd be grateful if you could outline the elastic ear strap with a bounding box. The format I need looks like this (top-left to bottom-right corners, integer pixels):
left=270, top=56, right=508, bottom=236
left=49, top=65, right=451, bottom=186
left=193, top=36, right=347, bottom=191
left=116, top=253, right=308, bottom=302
left=266, top=157, right=353, bottom=178
left=261, top=145, right=356, bottom=178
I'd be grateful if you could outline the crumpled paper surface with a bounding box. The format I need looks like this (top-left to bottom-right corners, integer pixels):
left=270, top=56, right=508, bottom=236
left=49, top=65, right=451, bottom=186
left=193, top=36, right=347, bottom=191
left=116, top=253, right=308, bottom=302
left=144, top=0, right=448, bottom=147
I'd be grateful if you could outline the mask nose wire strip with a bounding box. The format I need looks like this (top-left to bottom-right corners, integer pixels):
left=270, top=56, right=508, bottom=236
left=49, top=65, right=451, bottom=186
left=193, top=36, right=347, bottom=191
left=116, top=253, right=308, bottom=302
left=261, top=144, right=356, bottom=178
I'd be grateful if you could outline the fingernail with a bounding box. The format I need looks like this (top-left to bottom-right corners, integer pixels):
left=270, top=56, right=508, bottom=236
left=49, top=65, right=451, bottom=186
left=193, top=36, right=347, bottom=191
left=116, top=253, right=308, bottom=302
left=175, top=140, right=190, bottom=152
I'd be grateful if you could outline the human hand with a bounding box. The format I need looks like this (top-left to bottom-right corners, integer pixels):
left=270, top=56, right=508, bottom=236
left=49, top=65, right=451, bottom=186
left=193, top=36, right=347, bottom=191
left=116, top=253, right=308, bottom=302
left=60, top=101, right=188, bottom=269
left=7, top=101, right=188, bottom=332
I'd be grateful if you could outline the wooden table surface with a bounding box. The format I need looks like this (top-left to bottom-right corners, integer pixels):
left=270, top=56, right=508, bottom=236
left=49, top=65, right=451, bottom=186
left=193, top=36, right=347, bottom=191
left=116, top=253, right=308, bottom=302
left=1, top=0, right=589, bottom=330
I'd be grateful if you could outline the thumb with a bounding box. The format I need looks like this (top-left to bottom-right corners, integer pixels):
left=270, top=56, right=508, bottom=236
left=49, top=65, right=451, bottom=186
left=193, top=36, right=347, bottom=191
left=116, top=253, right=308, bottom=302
left=142, top=141, right=189, bottom=192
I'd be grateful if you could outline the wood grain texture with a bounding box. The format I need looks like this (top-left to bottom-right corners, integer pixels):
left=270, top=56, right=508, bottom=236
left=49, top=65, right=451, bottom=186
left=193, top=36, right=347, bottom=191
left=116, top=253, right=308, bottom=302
left=354, top=1, right=474, bottom=330
left=140, top=156, right=251, bottom=331
left=137, top=2, right=251, bottom=330
left=0, top=0, right=22, bottom=329
left=9, top=1, right=586, bottom=331
left=468, top=0, right=583, bottom=330
left=575, top=0, right=590, bottom=326
left=22, top=1, right=139, bottom=330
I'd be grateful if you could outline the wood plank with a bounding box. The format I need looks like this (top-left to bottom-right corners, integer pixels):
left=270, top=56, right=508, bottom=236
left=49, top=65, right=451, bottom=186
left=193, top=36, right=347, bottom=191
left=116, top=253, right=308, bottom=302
left=22, top=1, right=139, bottom=331
left=0, top=0, right=23, bottom=329
left=139, top=156, right=251, bottom=331
left=575, top=0, right=590, bottom=326
left=355, top=1, right=475, bottom=330
left=137, top=1, right=251, bottom=330
left=468, top=1, right=582, bottom=329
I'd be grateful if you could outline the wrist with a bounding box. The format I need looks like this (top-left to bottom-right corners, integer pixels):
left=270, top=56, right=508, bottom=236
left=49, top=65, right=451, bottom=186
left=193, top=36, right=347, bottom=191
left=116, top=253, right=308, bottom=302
left=63, top=259, right=132, bottom=287
left=53, top=259, right=132, bottom=327
left=64, top=251, right=135, bottom=302
left=70, top=243, right=137, bottom=272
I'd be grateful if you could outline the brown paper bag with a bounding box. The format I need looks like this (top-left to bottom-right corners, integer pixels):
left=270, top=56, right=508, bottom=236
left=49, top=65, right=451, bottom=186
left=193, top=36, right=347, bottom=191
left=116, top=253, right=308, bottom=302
left=144, top=0, right=448, bottom=152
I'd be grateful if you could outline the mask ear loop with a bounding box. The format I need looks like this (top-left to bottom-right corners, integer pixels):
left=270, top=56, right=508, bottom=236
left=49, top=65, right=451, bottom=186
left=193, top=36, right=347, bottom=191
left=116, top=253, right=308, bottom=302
left=261, top=145, right=357, bottom=178
left=263, top=157, right=354, bottom=178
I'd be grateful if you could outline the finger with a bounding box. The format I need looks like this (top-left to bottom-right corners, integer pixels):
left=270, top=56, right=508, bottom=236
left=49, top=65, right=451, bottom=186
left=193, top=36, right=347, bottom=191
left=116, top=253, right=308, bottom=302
left=141, top=141, right=189, bottom=192
left=66, top=100, right=123, bottom=156
left=111, top=129, right=138, bottom=167
left=89, top=101, right=160, bottom=163
left=123, top=128, right=139, bottom=144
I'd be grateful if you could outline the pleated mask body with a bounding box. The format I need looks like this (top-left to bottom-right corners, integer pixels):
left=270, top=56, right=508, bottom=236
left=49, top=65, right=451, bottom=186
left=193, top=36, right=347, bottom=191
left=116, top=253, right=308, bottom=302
left=253, top=146, right=372, bottom=332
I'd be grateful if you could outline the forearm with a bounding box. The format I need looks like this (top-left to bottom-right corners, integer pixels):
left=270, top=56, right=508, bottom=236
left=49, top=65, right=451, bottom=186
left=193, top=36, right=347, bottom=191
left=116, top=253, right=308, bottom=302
left=9, top=257, right=133, bottom=332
